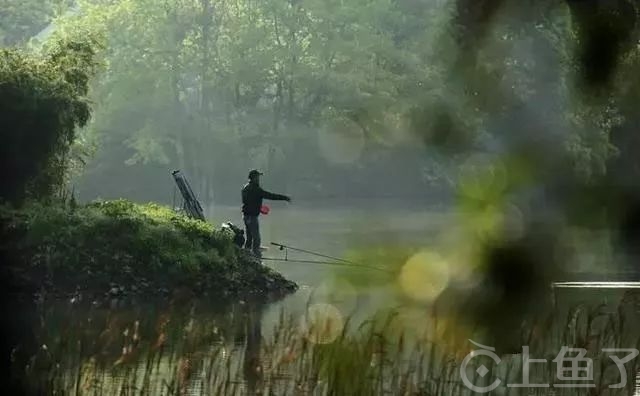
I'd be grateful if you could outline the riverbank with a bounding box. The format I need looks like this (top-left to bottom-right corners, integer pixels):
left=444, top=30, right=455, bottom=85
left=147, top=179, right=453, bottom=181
left=0, top=199, right=297, bottom=301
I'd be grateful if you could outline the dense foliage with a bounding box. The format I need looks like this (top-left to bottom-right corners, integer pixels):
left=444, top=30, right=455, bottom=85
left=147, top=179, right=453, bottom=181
left=3, top=1, right=639, bottom=206
left=26, top=0, right=632, bottom=206
left=0, top=39, right=98, bottom=204
left=51, top=0, right=457, bottom=203
left=0, top=199, right=297, bottom=298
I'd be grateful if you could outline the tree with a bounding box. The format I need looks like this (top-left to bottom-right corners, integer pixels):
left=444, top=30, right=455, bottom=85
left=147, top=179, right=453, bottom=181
left=0, top=37, right=98, bottom=204
left=54, top=0, right=450, bottom=203
left=55, top=0, right=636, bottom=205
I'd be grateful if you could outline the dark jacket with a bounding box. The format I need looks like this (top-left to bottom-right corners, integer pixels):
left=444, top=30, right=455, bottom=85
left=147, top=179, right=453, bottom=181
left=242, top=182, right=289, bottom=216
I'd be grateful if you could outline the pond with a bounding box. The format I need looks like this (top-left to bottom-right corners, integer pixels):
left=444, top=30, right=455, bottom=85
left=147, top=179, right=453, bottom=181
left=8, top=204, right=640, bottom=395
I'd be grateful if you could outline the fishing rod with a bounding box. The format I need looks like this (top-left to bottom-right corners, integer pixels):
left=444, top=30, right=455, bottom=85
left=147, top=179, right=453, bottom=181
left=262, top=257, right=393, bottom=274
left=171, top=170, right=205, bottom=221
left=265, top=242, right=393, bottom=274
left=271, top=242, right=359, bottom=265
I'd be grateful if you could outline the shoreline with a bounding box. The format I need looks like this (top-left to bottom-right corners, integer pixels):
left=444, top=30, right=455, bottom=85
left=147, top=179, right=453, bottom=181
left=0, top=199, right=298, bottom=304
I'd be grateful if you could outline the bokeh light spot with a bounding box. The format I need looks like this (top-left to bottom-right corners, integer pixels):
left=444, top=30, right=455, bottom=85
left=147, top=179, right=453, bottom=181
left=459, top=154, right=508, bottom=202
left=398, top=251, right=450, bottom=303
left=300, top=303, right=345, bottom=345
left=373, top=111, right=412, bottom=147
left=312, top=279, right=357, bottom=305
left=502, top=203, right=525, bottom=241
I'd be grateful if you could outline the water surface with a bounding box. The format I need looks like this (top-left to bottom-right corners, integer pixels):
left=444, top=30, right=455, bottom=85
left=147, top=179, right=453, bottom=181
left=11, top=205, right=640, bottom=394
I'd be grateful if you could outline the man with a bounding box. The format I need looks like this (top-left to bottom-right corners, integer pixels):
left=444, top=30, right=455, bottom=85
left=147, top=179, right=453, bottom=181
left=242, top=169, right=291, bottom=257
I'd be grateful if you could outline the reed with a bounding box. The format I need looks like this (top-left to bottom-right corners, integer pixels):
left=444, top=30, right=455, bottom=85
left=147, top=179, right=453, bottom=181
left=13, top=290, right=640, bottom=396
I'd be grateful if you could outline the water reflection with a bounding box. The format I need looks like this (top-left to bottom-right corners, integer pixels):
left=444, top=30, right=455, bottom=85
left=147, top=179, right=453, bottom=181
left=6, top=296, right=269, bottom=394
left=7, top=280, right=640, bottom=395
left=243, top=303, right=263, bottom=394
left=6, top=206, right=640, bottom=394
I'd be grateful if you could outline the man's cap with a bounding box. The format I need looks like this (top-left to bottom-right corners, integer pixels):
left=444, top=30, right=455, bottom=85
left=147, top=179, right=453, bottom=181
left=248, top=169, right=263, bottom=179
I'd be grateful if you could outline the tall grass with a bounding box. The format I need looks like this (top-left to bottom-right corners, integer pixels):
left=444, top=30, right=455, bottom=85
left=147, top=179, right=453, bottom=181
left=13, top=289, right=640, bottom=396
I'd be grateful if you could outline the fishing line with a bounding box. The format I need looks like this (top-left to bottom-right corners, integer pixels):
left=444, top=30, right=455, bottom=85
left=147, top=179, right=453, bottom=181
left=271, top=242, right=361, bottom=266
left=265, top=242, right=393, bottom=274
left=261, top=257, right=392, bottom=274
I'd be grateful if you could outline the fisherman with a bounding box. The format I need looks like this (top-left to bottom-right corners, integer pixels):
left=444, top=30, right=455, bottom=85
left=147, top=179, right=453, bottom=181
left=242, top=169, right=291, bottom=257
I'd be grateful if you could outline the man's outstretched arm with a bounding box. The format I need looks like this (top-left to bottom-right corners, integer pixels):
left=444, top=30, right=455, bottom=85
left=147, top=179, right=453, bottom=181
left=260, top=189, right=291, bottom=202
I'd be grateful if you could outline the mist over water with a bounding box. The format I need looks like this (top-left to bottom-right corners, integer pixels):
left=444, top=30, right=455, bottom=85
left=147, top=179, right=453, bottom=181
left=3, top=0, right=640, bottom=394
left=11, top=203, right=640, bottom=394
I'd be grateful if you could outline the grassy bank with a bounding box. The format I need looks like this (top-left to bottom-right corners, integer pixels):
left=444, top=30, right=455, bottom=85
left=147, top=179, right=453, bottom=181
left=0, top=199, right=297, bottom=300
